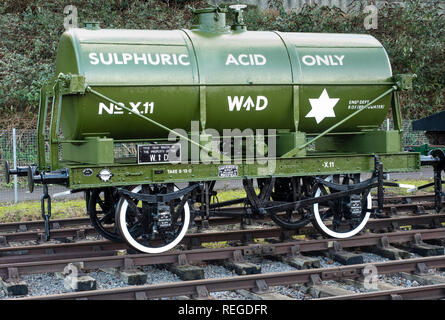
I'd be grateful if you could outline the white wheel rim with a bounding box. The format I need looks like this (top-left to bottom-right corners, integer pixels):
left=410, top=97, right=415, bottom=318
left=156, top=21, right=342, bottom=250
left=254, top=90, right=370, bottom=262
left=118, top=185, right=190, bottom=254
left=313, top=176, right=371, bottom=239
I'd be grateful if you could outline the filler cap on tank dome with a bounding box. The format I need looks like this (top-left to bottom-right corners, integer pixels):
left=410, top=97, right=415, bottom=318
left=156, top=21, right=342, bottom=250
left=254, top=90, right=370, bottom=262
left=229, top=4, right=247, bottom=32
left=191, top=6, right=231, bottom=33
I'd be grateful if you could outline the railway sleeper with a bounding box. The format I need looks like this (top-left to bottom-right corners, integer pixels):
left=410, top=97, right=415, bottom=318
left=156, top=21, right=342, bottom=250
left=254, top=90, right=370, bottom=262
left=101, top=258, right=148, bottom=285
left=363, top=236, right=412, bottom=260
left=307, top=279, right=356, bottom=298
left=169, top=264, right=205, bottom=281
left=236, top=289, right=295, bottom=300
left=400, top=272, right=445, bottom=286
left=403, top=234, right=445, bottom=257
left=327, top=242, right=364, bottom=265
left=340, top=278, right=401, bottom=292
left=0, top=267, right=28, bottom=296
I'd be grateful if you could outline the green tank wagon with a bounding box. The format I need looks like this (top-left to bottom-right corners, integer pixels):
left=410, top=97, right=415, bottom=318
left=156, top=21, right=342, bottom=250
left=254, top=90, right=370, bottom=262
left=6, top=6, right=423, bottom=253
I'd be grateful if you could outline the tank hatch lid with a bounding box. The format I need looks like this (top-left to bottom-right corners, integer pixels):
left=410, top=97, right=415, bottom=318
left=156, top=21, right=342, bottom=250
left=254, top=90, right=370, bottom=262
left=191, top=6, right=230, bottom=33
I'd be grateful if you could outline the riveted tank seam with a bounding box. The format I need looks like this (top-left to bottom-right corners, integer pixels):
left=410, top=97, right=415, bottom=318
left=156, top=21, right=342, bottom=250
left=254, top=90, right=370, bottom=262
left=273, top=31, right=295, bottom=82
left=180, top=29, right=202, bottom=84
left=273, top=30, right=299, bottom=131
left=179, top=29, right=200, bottom=84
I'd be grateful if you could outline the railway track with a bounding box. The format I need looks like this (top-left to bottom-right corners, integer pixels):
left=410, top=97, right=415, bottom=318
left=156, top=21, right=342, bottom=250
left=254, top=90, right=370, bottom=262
left=1, top=213, right=445, bottom=265
left=0, top=194, right=444, bottom=300
left=0, top=228, right=444, bottom=278
left=317, top=283, right=445, bottom=300
left=10, top=255, right=445, bottom=300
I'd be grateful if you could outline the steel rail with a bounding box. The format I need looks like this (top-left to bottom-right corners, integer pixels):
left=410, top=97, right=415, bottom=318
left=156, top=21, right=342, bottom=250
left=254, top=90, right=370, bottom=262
left=0, top=214, right=444, bottom=263
left=11, top=255, right=445, bottom=300
left=1, top=228, right=444, bottom=279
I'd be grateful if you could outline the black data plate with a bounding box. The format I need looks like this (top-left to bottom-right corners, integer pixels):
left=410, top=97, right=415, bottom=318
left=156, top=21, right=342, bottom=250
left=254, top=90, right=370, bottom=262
left=138, top=144, right=181, bottom=164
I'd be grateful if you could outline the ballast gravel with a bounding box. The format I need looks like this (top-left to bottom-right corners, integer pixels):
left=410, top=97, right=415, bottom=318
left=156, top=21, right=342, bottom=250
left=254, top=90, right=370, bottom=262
left=211, top=291, right=250, bottom=300
left=360, top=252, right=389, bottom=263
left=250, top=258, right=297, bottom=273
left=88, top=271, right=127, bottom=289
left=271, top=285, right=308, bottom=300
left=380, top=274, right=420, bottom=288
left=317, top=256, right=342, bottom=268
left=19, top=273, right=68, bottom=297
left=141, top=265, right=182, bottom=284
left=204, top=264, right=235, bottom=279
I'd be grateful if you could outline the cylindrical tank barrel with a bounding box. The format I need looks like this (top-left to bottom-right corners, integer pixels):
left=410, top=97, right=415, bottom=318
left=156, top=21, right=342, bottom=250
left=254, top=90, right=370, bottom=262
left=56, top=25, right=393, bottom=140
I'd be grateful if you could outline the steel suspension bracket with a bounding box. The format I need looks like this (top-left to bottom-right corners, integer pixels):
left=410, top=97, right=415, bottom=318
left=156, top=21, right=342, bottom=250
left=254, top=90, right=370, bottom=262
left=417, top=150, right=445, bottom=213
left=41, top=184, right=51, bottom=241
left=243, top=177, right=275, bottom=216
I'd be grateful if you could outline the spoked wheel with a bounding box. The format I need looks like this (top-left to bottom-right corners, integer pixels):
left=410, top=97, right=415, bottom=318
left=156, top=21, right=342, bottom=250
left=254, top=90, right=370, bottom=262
left=116, top=184, right=190, bottom=254
left=264, top=177, right=315, bottom=230
left=312, top=174, right=372, bottom=238
left=87, top=188, right=123, bottom=242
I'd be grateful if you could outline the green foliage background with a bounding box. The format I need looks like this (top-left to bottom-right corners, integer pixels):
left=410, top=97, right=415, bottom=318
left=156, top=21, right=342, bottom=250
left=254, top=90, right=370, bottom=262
left=0, top=0, right=443, bottom=125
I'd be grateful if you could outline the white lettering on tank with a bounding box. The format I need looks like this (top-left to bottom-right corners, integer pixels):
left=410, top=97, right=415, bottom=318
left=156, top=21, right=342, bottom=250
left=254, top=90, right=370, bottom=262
left=225, top=54, right=267, bottom=66
left=228, top=96, right=244, bottom=111
left=98, top=102, right=113, bottom=114
left=98, top=102, right=155, bottom=115
left=133, top=53, right=147, bottom=65
left=114, top=102, right=124, bottom=114
left=89, top=53, right=190, bottom=66
left=178, top=54, right=190, bottom=66
left=228, top=96, right=269, bottom=111
left=328, top=55, right=338, bottom=66
left=302, top=55, right=316, bottom=66
left=302, top=55, right=345, bottom=66
left=335, top=55, right=345, bottom=65
left=113, top=53, right=123, bottom=65
left=254, top=54, right=267, bottom=65
left=147, top=53, right=160, bottom=65
left=316, top=55, right=329, bottom=66
left=122, top=53, right=133, bottom=64
left=129, top=102, right=141, bottom=114
left=160, top=53, right=172, bottom=65
left=256, top=96, right=268, bottom=111
left=238, top=54, right=249, bottom=66
left=99, top=53, right=113, bottom=65
left=243, top=96, right=255, bottom=110
left=89, top=52, right=99, bottom=65
left=226, top=54, right=239, bottom=66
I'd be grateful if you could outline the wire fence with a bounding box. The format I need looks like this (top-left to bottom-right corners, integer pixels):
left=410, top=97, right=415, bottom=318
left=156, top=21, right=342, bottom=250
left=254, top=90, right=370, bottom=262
left=0, top=129, right=80, bottom=203
left=0, top=120, right=428, bottom=203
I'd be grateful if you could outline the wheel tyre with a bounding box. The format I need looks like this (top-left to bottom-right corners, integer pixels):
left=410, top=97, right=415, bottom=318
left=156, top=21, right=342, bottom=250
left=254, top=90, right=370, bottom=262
left=88, top=189, right=123, bottom=243
left=312, top=176, right=372, bottom=239
left=115, top=185, right=190, bottom=254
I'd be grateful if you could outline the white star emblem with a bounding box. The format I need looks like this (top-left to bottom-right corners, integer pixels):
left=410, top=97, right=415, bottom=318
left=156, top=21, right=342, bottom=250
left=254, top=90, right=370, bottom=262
left=305, top=89, right=340, bottom=124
